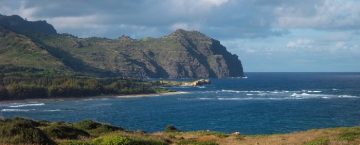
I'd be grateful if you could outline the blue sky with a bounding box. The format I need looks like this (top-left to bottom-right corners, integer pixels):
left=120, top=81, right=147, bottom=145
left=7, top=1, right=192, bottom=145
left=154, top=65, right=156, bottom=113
left=0, top=0, right=359, bottom=72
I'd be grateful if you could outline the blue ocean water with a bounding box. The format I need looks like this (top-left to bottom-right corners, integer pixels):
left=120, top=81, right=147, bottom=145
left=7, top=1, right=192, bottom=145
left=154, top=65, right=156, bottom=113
left=1, top=72, right=360, bottom=134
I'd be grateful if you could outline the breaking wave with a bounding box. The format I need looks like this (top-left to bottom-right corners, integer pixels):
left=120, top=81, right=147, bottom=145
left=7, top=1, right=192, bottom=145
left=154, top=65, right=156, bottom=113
left=190, top=89, right=359, bottom=101
left=9, top=103, right=45, bottom=108
left=43, top=109, right=62, bottom=112
left=1, top=109, right=36, bottom=112
left=1, top=108, right=62, bottom=112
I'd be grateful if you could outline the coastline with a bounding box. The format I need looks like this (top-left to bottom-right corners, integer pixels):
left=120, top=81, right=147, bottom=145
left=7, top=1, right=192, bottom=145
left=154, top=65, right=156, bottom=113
left=0, top=91, right=189, bottom=104
left=115, top=91, right=189, bottom=98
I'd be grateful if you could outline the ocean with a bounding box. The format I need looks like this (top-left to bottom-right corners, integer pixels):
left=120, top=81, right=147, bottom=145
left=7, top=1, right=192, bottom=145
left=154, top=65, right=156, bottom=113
left=1, top=72, right=360, bottom=135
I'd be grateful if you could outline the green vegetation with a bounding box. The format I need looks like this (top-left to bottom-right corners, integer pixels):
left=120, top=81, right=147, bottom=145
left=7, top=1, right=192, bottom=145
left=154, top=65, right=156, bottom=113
left=2, top=118, right=360, bottom=145
left=178, top=140, right=218, bottom=145
left=0, top=14, right=244, bottom=79
left=0, top=118, right=54, bottom=145
left=177, top=140, right=218, bottom=145
left=165, top=125, right=179, bottom=132
left=73, top=120, right=122, bottom=136
left=0, top=74, right=172, bottom=101
left=305, top=138, right=329, bottom=145
left=0, top=118, right=168, bottom=145
left=43, top=122, right=90, bottom=139
left=92, top=134, right=168, bottom=145
left=338, top=127, right=360, bottom=141
left=191, top=131, right=229, bottom=138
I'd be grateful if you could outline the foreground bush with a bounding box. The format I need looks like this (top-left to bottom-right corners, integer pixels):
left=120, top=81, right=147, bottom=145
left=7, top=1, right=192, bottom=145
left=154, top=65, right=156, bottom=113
left=0, top=118, right=54, bottom=145
left=43, top=122, right=90, bottom=139
left=92, top=135, right=168, bottom=145
left=74, top=120, right=123, bottom=135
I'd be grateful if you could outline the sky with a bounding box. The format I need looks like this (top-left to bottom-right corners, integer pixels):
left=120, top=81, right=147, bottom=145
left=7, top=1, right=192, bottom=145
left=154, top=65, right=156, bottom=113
left=0, top=0, right=359, bottom=72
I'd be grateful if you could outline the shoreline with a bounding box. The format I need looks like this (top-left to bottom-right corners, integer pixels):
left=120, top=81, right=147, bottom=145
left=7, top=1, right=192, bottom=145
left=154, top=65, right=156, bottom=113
left=114, top=91, right=189, bottom=98
left=0, top=91, right=189, bottom=104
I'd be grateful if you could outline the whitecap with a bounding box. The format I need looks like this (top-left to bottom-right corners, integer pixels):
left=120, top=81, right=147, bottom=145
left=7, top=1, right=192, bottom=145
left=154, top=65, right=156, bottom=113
left=198, top=97, right=213, bottom=100
left=9, top=103, right=45, bottom=108
left=221, top=89, right=241, bottom=93
left=217, top=97, right=250, bottom=100
left=291, top=93, right=358, bottom=99
left=307, top=91, right=322, bottom=93
left=338, top=95, right=358, bottom=98
left=1, top=109, right=35, bottom=112
left=43, top=109, right=61, bottom=112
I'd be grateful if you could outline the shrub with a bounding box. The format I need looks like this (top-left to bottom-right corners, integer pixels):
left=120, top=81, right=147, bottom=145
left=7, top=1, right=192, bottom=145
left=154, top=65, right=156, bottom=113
left=177, top=140, right=218, bottom=145
left=0, top=118, right=54, bottom=144
left=338, top=127, right=360, bottom=141
left=74, top=120, right=122, bottom=135
left=92, top=135, right=168, bottom=145
left=305, top=138, right=329, bottom=145
left=93, top=136, right=132, bottom=145
left=0, top=86, right=8, bottom=99
left=165, top=125, right=179, bottom=132
left=59, top=140, right=91, bottom=145
left=43, top=123, right=90, bottom=139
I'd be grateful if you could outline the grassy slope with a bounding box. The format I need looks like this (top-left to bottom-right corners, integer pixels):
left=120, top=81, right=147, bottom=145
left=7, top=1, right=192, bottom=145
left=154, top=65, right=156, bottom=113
left=37, top=30, right=240, bottom=78
left=1, top=26, right=242, bottom=78
left=0, top=28, right=68, bottom=72
left=38, top=34, right=150, bottom=76
left=1, top=118, right=360, bottom=145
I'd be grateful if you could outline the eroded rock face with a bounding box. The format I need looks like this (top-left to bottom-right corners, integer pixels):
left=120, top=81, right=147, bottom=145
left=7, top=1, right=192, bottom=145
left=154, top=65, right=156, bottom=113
left=144, top=29, right=244, bottom=78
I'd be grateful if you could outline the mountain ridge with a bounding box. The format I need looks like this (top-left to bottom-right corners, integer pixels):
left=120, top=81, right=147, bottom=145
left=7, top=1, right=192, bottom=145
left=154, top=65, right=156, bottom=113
left=0, top=14, right=57, bottom=35
left=0, top=14, right=244, bottom=78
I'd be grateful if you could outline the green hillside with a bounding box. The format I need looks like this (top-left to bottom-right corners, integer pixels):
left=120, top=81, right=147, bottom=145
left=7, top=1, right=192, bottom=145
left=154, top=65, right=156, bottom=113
left=0, top=27, right=67, bottom=72
left=0, top=14, right=244, bottom=78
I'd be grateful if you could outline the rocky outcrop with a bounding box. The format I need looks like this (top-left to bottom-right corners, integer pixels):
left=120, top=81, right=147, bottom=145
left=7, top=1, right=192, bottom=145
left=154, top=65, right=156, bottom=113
left=159, top=79, right=211, bottom=87
left=181, top=79, right=211, bottom=87
left=0, top=14, right=57, bottom=35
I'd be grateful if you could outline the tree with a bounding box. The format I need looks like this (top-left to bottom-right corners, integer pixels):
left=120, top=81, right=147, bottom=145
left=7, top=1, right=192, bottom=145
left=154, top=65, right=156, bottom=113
left=0, top=86, right=8, bottom=100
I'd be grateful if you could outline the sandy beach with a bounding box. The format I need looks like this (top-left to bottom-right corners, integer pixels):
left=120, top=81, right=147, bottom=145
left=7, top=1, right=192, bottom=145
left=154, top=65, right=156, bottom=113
left=115, top=91, right=189, bottom=98
left=0, top=91, right=189, bottom=104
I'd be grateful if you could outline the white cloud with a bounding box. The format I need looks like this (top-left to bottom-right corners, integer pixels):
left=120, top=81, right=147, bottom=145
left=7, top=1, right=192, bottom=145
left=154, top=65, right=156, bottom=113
left=166, top=0, right=230, bottom=16
left=0, top=0, right=39, bottom=20
left=170, top=22, right=201, bottom=31
left=286, top=38, right=314, bottom=49
left=200, top=0, right=230, bottom=7
left=333, top=41, right=359, bottom=52
left=46, top=15, right=104, bottom=29
left=276, top=0, right=360, bottom=29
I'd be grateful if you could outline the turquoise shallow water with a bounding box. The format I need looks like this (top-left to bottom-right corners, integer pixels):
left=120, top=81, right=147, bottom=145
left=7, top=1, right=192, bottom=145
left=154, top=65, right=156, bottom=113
left=1, top=72, right=360, bottom=134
